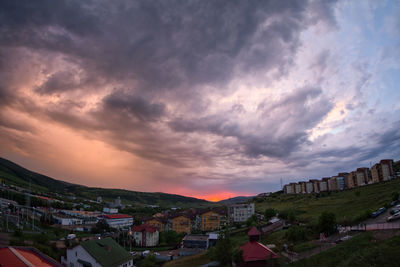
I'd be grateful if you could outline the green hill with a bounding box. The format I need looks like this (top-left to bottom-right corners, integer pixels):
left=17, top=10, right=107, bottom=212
left=0, top=157, right=210, bottom=208
left=256, top=176, right=400, bottom=225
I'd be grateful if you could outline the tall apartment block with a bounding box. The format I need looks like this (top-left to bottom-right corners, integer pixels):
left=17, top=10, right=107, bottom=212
left=371, top=159, right=394, bottom=183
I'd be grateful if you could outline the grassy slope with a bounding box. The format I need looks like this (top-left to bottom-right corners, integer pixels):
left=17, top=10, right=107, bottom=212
left=0, top=157, right=210, bottom=208
left=256, top=178, right=400, bottom=224
left=292, top=231, right=400, bottom=267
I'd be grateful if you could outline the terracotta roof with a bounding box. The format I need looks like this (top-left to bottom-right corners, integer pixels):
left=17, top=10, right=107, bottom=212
left=248, top=226, right=261, bottom=236
left=0, top=247, right=62, bottom=267
left=240, top=241, right=279, bottom=262
left=132, top=224, right=158, bottom=233
left=102, top=214, right=132, bottom=219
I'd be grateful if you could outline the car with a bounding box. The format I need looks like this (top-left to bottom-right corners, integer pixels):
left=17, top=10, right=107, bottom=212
left=371, top=207, right=387, bottom=218
left=390, top=208, right=400, bottom=215
left=387, top=212, right=400, bottom=222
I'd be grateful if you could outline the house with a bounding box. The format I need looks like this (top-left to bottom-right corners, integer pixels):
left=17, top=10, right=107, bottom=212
left=62, top=237, right=133, bottom=267
left=132, top=224, right=159, bottom=247
left=238, top=227, right=279, bottom=266
left=228, top=203, right=255, bottom=223
left=100, top=214, right=133, bottom=229
left=171, top=214, right=191, bottom=234
left=0, top=246, right=62, bottom=267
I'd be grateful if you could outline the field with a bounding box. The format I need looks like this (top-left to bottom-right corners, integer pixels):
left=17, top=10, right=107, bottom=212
left=292, top=231, right=400, bottom=266
left=256, top=178, right=400, bottom=225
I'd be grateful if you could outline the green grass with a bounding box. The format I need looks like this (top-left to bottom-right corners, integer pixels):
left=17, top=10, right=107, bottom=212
left=292, top=232, right=400, bottom=267
left=162, top=252, right=213, bottom=267
left=293, top=240, right=320, bottom=253
left=257, top=178, right=400, bottom=225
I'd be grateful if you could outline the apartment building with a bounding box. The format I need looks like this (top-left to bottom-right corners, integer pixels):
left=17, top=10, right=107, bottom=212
left=200, top=210, right=221, bottom=231
left=100, top=214, right=134, bottom=229
left=144, top=217, right=167, bottom=232
left=371, top=159, right=394, bottom=183
left=229, top=203, right=255, bottom=223
left=171, top=215, right=191, bottom=234
left=356, top=168, right=370, bottom=186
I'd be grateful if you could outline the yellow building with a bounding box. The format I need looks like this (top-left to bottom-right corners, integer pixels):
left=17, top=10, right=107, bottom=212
left=201, top=211, right=221, bottom=232
left=144, top=218, right=166, bottom=232
left=171, top=215, right=191, bottom=234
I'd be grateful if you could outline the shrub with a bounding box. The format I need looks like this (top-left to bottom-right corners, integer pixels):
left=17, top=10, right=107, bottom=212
left=264, top=208, right=276, bottom=221
left=318, top=212, right=337, bottom=235
left=285, top=226, right=307, bottom=242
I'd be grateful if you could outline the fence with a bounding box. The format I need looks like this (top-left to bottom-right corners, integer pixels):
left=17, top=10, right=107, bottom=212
left=341, top=222, right=400, bottom=232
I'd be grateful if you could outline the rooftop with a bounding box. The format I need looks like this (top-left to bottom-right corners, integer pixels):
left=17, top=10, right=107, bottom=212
left=0, top=247, right=62, bottom=267
left=79, top=237, right=132, bottom=267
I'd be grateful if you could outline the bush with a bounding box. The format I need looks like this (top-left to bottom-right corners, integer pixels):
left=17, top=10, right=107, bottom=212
left=285, top=226, right=307, bottom=242
left=264, top=208, right=276, bottom=221
left=318, top=212, right=337, bottom=235
left=392, top=192, right=399, bottom=202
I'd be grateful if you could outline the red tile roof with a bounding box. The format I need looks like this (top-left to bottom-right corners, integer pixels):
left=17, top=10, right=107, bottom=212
left=132, top=224, right=157, bottom=233
left=0, top=247, right=61, bottom=267
left=239, top=241, right=279, bottom=262
left=102, top=214, right=132, bottom=219
left=248, top=226, right=261, bottom=236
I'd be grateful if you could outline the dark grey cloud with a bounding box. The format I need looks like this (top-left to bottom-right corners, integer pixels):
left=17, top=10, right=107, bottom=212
left=170, top=86, right=333, bottom=158
left=102, top=91, right=166, bottom=122
left=0, top=0, right=331, bottom=95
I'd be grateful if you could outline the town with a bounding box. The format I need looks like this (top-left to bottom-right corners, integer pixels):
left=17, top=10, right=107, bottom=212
left=1, top=158, right=400, bottom=266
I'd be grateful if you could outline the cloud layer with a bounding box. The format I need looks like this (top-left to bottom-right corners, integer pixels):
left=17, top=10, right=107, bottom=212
left=0, top=0, right=399, bottom=200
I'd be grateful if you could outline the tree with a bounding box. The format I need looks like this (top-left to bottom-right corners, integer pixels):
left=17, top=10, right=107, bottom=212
left=91, top=219, right=110, bottom=234
left=264, top=208, right=276, bottom=221
left=246, top=214, right=258, bottom=227
left=318, top=211, right=337, bottom=235
left=214, top=229, right=233, bottom=266
left=141, top=254, right=157, bottom=267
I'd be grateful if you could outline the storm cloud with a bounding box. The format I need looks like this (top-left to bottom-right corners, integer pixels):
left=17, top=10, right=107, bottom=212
left=0, top=0, right=399, bottom=198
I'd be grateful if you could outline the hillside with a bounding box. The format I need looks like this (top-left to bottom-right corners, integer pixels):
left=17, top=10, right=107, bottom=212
left=217, top=196, right=254, bottom=205
left=256, top=177, right=400, bottom=225
left=0, top=157, right=210, bottom=208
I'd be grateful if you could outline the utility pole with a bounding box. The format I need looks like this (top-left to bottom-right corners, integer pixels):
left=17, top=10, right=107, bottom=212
left=32, top=207, right=34, bottom=230
left=280, top=178, right=283, bottom=190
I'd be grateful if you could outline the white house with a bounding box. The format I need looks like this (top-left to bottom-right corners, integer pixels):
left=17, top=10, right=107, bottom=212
left=62, top=237, right=133, bottom=267
left=132, top=224, right=159, bottom=247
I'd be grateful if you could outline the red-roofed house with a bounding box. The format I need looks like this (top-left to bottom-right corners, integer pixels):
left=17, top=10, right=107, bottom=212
left=132, top=224, right=159, bottom=247
left=238, top=227, right=279, bottom=267
left=100, top=214, right=134, bottom=229
left=0, top=246, right=62, bottom=267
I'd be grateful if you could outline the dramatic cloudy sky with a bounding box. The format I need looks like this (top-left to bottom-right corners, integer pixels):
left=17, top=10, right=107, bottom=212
left=1, top=0, right=399, bottom=201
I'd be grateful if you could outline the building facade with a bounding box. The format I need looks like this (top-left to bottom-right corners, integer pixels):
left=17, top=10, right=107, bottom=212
left=171, top=215, right=191, bottom=234
left=229, top=203, right=255, bottom=223
left=132, top=224, right=159, bottom=247
left=100, top=214, right=133, bottom=229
